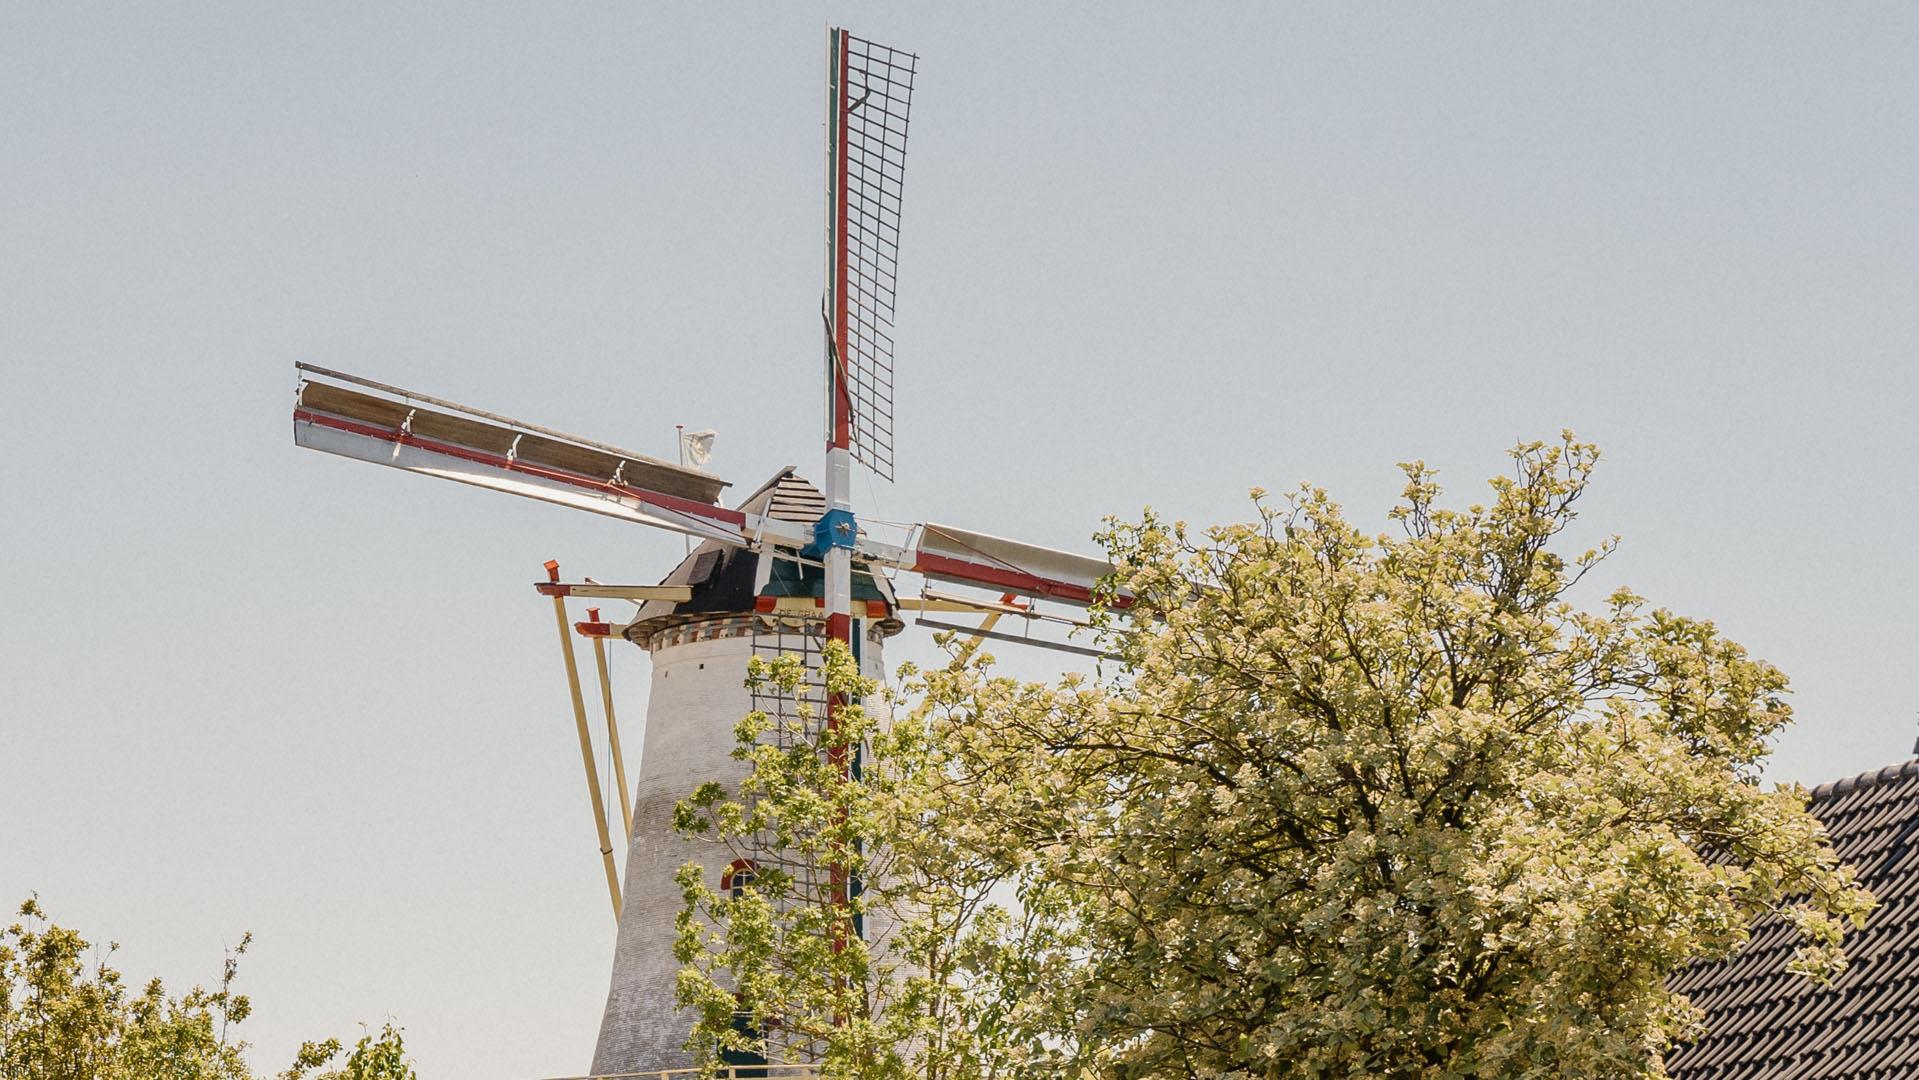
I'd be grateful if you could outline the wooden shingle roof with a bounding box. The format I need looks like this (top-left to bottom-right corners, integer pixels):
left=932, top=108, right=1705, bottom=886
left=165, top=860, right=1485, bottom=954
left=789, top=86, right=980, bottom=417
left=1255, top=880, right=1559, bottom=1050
left=1667, top=758, right=1919, bottom=1080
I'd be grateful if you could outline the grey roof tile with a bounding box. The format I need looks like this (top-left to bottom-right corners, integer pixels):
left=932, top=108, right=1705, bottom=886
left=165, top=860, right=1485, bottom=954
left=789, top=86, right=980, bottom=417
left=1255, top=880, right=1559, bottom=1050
left=1670, top=758, right=1919, bottom=1079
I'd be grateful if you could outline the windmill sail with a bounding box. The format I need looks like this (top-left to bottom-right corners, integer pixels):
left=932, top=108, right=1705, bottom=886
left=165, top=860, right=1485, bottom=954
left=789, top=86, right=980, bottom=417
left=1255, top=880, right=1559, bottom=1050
left=826, top=30, right=917, bottom=482
left=913, top=522, right=1119, bottom=607
left=292, top=366, right=747, bottom=545
left=291, top=366, right=1126, bottom=608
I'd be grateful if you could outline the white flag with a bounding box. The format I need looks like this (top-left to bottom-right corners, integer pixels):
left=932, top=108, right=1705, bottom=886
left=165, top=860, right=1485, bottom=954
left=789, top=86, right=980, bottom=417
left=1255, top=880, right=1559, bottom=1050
left=680, top=428, right=717, bottom=469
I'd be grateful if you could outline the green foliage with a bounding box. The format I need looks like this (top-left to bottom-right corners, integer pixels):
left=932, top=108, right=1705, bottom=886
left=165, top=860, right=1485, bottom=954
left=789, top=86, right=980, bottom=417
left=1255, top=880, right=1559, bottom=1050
left=677, top=642, right=1059, bottom=1080
left=0, top=898, right=414, bottom=1080
left=0, top=896, right=252, bottom=1080
left=676, top=646, right=906, bottom=1076
left=682, top=434, right=1870, bottom=1080
left=282, top=1025, right=415, bottom=1080
left=932, top=434, right=1869, bottom=1078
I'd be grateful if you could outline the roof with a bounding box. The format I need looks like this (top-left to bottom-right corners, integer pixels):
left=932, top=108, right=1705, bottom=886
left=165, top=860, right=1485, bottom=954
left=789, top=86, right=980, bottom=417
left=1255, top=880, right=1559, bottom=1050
left=619, top=467, right=898, bottom=644
left=1667, top=758, right=1919, bottom=1080
left=733, top=466, right=828, bottom=524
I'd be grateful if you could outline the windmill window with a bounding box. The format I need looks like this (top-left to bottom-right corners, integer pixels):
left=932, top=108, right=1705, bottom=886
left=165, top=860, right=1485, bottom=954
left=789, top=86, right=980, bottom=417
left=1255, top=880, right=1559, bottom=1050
left=721, top=858, right=759, bottom=899
left=722, top=1012, right=767, bottom=1074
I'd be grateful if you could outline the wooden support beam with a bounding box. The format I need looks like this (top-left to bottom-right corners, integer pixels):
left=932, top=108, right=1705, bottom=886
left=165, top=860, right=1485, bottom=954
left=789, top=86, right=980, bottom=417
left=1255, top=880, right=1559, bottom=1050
left=901, top=591, right=1033, bottom=616
left=587, top=607, right=634, bottom=849
left=545, top=561, right=623, bottom=922
left=535, top=582, right=695, bottom=602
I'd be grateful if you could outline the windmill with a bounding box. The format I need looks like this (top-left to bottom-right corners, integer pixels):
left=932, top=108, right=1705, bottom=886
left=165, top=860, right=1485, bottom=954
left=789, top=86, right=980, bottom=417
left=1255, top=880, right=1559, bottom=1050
left=291, top=28, right=1114, bottom=1076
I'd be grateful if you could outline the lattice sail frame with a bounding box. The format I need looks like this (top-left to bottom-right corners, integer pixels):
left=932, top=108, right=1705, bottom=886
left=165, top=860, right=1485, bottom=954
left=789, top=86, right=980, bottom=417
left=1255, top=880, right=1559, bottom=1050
left=745, top=614, right=867, bottom=1048
left=826, top=29, right=917, bottom=480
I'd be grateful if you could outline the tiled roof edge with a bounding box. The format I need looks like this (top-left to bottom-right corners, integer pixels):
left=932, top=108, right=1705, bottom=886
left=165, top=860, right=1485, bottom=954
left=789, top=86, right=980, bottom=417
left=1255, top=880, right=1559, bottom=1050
left=731, top=466, right=801, bottom=511
left=1807, top=757, right=1919, bottom=802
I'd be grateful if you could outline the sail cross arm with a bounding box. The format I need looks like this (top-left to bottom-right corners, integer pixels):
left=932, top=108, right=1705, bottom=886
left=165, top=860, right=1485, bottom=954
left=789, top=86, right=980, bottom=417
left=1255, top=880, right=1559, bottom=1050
left=909, top=522, right=1126, bottom=607
left=289, top=372, right=1130, bottom=608
left=293, top=369, right=725, bottom=501
left=292, top=372, right=751, bottom=546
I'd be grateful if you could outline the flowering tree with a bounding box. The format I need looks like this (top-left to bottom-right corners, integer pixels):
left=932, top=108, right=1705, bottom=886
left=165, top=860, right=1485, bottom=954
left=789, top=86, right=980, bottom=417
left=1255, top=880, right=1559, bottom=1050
left=673, top=647, right=1024, bottom=1079
left=0, top=897, right=416, bottom=1080
left=680, top=434, right=1871, bottom=1079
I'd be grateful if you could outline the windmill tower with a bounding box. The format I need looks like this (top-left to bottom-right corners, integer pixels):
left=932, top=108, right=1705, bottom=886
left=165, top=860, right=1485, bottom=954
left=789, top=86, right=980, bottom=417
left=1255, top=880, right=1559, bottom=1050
left=588, top=468, right=903, bottom=1073
left=290, top=28, right=1117, bottom=1074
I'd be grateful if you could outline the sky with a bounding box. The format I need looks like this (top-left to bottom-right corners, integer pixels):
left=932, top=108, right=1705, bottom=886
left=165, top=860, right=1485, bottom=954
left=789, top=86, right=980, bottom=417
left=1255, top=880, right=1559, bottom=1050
left=4, top=4, right=1918, bottom=1077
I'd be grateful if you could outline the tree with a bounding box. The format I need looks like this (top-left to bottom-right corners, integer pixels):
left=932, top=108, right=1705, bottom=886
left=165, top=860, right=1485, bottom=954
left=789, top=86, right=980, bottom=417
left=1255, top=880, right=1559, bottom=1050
left=680, top=434, right=1871, bottom=1079
left=675, top=647, right=952, bottom=1078
left=283, top=1025, right=417, bottom=1080
left=676, top=641, right=1079, bottom=1080
left=0, top=897, right=417, bottom=1080
left=916, top=433, right=1872, bottom=1078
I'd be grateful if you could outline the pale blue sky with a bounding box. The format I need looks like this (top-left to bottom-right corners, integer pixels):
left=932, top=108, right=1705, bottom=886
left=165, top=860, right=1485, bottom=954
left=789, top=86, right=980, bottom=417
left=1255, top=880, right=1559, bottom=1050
left=4, top=5, right=1917, bottom=1077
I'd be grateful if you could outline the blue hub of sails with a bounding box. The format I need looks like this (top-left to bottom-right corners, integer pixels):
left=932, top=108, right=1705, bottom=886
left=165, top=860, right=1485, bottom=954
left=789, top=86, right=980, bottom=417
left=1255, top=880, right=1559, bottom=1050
left=805, top=507, right=858, bottom=559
